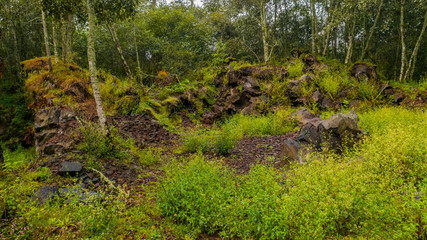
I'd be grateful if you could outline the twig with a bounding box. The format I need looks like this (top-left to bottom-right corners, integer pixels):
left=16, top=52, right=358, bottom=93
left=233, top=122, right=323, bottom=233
left=87, top=167, right=129, bottom=198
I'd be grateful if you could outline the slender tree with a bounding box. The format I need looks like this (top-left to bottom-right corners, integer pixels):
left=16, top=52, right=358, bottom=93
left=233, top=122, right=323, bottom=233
left=404, top=10, right=427, bottom=81
left=86, top=0, right=107, bottom=130
left=360, top=0, right=383, bottom=60
left=399, top=0, right=406, bottom=82
left=41, top=8, right=53, bottom=72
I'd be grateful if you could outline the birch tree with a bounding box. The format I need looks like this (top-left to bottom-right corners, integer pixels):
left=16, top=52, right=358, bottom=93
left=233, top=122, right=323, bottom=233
left=86, top=0, right=107, bottom=130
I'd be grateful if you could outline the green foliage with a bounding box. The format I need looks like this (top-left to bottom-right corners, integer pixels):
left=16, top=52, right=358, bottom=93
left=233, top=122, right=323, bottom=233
left=157, top=155, right=235, bottom=235
left=37, top=167, right=51, bottom=182
left=2, top=145, right=35, bottom=172
left=353, top=79, right=380, bottom=101
left=287, top=59, right=305, bottom=79
left=137, top=147, right=163, bottom=168
left=314, top=70, right=349, bottom=100
left=160, top=107, right=427, bottom=239
left=78, top=122, right=131, bottom=168
left=183, top=113, right=297, bottom=155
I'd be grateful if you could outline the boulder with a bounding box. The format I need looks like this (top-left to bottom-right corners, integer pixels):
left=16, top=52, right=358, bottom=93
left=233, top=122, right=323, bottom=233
left=242, top=76, right=261, bottom=96
left=311, top=90, right=335, bottom=110
left=297, top=111, right=363, bottom=150
left=351, top=63, right=377, bottom=81
left=35, top=107, right=77, bottom=156
left=31, top=186, right=59, bottom=205
left=32, top=184, right=103, bottom=205
left=279, top=138, right=301, bottom=166
left=287, top=75, right=311, bottom=98
left=290, top=108, right=315, bottom=125
left=58, top=161, right=82, bottom=177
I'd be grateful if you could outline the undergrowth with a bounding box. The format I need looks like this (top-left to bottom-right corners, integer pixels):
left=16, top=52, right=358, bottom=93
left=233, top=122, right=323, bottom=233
left=159, top=107, right=427, bottom=239
left=183, top=109, right=297, bottom=155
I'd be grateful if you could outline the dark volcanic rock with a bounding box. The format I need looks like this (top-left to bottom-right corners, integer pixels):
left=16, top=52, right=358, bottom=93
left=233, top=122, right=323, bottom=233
left=287, top=75, right=311, bottom=98
left=35, top=107, right=78, bottom=156
left=58, top=161, right=82, bottom=177
left=297, top=111, right=363, bottom=150
left=279, top=138, right=301, bottom=167
left=31, top=186, right=59, bottom=205
left=350, top=63, right=377, bottom=81
left=290, top=108, right=315, bottom=125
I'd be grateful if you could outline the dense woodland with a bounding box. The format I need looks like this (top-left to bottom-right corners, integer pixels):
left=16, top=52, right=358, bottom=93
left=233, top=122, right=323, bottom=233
left=0, top=0, right=427, bottom=239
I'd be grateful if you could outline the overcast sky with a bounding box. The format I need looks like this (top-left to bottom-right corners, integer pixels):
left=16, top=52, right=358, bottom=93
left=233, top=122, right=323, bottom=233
left=165, top=0, right=203, bottom=6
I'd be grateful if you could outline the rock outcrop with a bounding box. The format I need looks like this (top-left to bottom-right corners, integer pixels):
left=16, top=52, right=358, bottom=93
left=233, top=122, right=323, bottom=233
left=202, top=66, right=287, bottom=124
left=35, top=107, right=78, bottom=156
left=296, top=110, right=363, bottom=150
left=58, top=161, right=83, bottom=177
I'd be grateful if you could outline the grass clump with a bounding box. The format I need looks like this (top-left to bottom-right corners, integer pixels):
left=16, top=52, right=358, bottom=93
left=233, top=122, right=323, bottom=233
left=183, top=112, right=297, bottom=155
left=288, top=59, right=305, bottom=78
left=2, top=145, right=35, bottom=172
left=315, top=70, right=349, bottom=100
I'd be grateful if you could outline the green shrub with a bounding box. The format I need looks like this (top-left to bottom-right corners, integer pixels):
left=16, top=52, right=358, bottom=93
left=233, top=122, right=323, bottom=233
left=2, top=145, right=35, bottom=172
left=157, top=155, right=235, bottom=235
left=225, top=164, right=288, bottom=239
left=137, top=147, right=163, bottom=167
left=315, top=70, right=349, bottom=99
left=78, top=122, right=131, bottom=168
left=183, top=128, right=220, bottom=153
left=214, top=130, right=238, bottom=155
left=160, top=107, right=426, bottom=239
left=288, top=59, right=304, bottom=78
left=354, top=79, right=379, bottom=101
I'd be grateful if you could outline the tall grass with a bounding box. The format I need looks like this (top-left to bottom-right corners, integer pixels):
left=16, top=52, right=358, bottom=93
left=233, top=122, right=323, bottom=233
left=183, top=110, right=297, bottom=155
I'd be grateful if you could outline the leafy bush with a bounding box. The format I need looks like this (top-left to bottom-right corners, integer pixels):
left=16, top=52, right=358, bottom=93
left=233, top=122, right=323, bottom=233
left=288, top=59, right=304, bottom=78
left=353, top=79, right=379, bottom=101
left=160, top=107, right=427, bottom=239
left=137, top=147, right=163, bottom=167
left=157, top=155, right=235, bottom=235
left=78, top=122, right=131, bottom=168
left=2, top=145, right=35, bottom=172
left=314, top=70, right=349, bottom=100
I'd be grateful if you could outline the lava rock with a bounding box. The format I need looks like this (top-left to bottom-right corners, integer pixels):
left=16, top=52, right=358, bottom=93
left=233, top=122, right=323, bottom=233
left=297, top=110, right=363, bottom=150
left=279, top=138, right=301, bottom=167
left=290, top=108, right=315, bottom=125
left=287, top=75, right=311, bottom=98
left=58, top=161, right=82, bottom=177
left=31, top=186, right=59, bottom=205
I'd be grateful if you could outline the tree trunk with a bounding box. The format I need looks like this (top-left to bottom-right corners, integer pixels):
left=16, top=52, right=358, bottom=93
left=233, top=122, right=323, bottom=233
left=66, top=14, right=73, bottom=61
left=404, top=10, right=427, bottom=81
left=260, top=1, right=269, bottom=63
left=133, top=21, right=141, bottom=80
left=107, top=24, right=133, bottom=81
left=41, top=8, right=53, bottom=72
left=323, top=1, right=337, bottom=56
left=399, top=0, right=406, bottom=82
left=360, top=0, right=383, bottom=61
left=310, top=0, right=317, bottom=53
left=86, top=0, right=107, bottom=131
left=52, top=24, right=59, bottom=64
left=345, top=17, right=356, bottom=64
left=61, top=15, right=67, bottom=62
